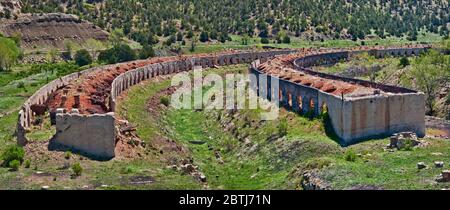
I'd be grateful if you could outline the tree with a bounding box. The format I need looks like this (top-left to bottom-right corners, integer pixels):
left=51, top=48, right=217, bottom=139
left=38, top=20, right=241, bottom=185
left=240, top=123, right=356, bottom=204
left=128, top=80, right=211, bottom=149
left=109, top=28, right=125, bottom=47
left=74, top=49, right=93, bottom=66
left=98, top=43, right=136, bottom=64
left=241, top=35, right=250, bottom=45
left=176, top=31, right=183, bottom=42
left=186, top=30, right=194, bottom=39
left=164, top=35, right=176, bottom=46
left=47, top=49, right=59, bottom=63
left=139, top=44, right=155, bottom=59
left=0, top=37, right=20, bottom=71
left=85, top=38, right=105, bottom=59
left=282, top=35, right=291, bottom=44
left=190, top=35, right=198, bottom=52
left=399, top=57, right=410, bottom=67
left=199, top=31, right=209, bottom=42
left=401, top=50, right=449, bottom=115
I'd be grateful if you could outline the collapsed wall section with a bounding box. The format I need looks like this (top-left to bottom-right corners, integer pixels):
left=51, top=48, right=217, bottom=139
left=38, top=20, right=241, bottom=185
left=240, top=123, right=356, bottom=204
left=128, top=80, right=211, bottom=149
left=50, top=109, right=116, bottom=160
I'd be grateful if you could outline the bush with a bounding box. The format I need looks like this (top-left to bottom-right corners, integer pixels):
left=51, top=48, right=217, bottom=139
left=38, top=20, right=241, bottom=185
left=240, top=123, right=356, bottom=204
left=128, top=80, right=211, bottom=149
left=199, top=31, right=209, bottom=42
left=1, top=145, right=25, bottom=166
left=24, top=159, right=31, bottom=168
left=261, top=38, right=270, bottom=44
left=160, top=96, right=170, bottom=106
left=399, top=57, right=410, bottom=67
left=17, top=81, right=25, bottom=89
left=71, top=163, right=83, bottom=177
left=282, top=35, right=291, bottom=44
left=64, top=151, right=72, bottom=159
left=278, top=118, right=288, bottom=137
left=139, top=44, right=155, bottom=59
left=98, top=44, right=136, bottom=64
left=9, top=160, right=20, bottom=171
left=344, top=149, right=357, bottom=162
left=74, top=49, right=92, bottom=66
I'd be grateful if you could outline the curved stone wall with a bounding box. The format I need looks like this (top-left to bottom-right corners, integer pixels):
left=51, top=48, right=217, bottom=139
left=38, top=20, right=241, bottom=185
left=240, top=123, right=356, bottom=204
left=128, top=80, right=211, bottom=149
left=251, top=45, right=430, bottom=145
left=17, top=49, right=296, bottom=158
left=17, top=45, right=431, bottom=157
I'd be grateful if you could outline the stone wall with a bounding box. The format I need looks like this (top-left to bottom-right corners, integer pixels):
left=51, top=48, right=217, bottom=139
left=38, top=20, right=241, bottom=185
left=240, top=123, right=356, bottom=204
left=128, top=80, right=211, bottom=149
left=16, top=65, right=114, bottom=146
left=50, top=109, right=116, bottom=160
left=251, top=46, right=429, bottom=145
left=17, top=46, right=429, bottom=156
left=17, top=49, right=296, bottom=158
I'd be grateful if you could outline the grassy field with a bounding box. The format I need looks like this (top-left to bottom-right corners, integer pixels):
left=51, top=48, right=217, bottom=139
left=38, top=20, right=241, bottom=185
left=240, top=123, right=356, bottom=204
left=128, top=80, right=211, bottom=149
left=115, top=64, right=450, bottom=189
left=174, top=31, right=444, bottom=55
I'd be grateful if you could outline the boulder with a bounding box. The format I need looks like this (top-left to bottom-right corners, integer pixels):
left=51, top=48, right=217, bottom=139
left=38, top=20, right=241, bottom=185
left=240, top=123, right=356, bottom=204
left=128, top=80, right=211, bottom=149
left=417, top=162, right=427, bottom=170
left=434, top=161, right=444, bottom=168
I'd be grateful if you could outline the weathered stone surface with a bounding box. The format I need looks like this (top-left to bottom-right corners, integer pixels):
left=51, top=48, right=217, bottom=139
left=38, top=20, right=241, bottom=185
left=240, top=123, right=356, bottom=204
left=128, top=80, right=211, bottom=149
left=389, top=132, right=421, bottom=150
left=434, top=161, right=444, bottom=168
left=301, top=171, right=331, bottom=190
left=50, top=112, right=116, bottom=160
left=417, top=162, right=427, bottom=170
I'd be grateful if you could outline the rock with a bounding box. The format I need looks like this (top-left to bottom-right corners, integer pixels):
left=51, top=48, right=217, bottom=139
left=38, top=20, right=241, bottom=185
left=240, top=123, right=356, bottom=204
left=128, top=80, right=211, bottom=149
left=389, top=132, right=421, bottom=150
left=417, top=162, right=427, bottom=170
left=436, top=170, right=450, bottom=182
left=189, top=140, right=206, bottom=145
left=199, top=174, right=207, bottom=182
left=181, top=164, right=196, bottom=174
left=434, top=161, right=444, bottom=168
left=301, top=171, right=331, bottom=190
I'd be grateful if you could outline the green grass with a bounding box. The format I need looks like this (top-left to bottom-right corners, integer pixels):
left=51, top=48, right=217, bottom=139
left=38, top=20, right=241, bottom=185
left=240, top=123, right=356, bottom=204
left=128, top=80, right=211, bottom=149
left=176, top=32, right=444, bottom=55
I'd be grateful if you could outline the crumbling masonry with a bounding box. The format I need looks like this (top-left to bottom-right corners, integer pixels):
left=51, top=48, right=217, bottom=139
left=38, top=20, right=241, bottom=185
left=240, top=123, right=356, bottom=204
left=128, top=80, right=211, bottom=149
left=16, top=45, right=430, bottom=159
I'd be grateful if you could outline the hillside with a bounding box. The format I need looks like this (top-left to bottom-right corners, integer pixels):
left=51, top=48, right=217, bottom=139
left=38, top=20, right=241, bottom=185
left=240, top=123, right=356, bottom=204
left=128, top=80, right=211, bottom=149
left=0, top=12, right=109, bottom=53
left=21, top=0, right=450, bottom=45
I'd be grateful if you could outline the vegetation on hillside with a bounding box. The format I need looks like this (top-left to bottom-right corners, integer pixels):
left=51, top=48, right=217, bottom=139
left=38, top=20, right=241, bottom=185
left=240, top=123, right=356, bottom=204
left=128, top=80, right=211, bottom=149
left=21, top=0, right=449, bottom=47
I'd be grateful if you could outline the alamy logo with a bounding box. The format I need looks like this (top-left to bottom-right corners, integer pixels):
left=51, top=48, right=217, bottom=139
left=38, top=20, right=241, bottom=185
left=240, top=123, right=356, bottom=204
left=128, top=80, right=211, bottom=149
left=170, top=66, right=280, bottom=120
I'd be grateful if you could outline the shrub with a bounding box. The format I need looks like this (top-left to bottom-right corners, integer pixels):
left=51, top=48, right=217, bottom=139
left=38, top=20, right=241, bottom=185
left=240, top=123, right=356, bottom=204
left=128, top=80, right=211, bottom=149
left=278, top=118, right=288, bottom=137
left=399, top=57, right=410, bottom=67
left=160, top=96, right=170, bottom=107
left=344, top=149, right=357, bottom=162
left=401, top=139, right=414, bottom=151
left=71, top=163, right=83, bottom=177
left=199, top=31, right=209, bottom=42
left=17, top=81, right=25, bottom=89
left=9, top=160, right=20, bottom=171
left=1, top=145, right=25, bottom=166
left=74, top=49, right=92, bottom=66
left=64, top=151, right=72, bottom=159
left=139, top=44, right=155, bottom=59
left=98, top=44, right=136, bottom=64
left=261, top=38, right=270, bottom=44
left=282, top=35, right=291, bottom=44
left=24, top=159, right=31, bottom=168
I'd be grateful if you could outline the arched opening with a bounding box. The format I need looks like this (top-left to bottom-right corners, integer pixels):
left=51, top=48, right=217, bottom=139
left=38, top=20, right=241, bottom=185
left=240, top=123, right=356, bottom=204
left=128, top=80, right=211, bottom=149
left=297, top=96, right=303, bottom=114
left=320, top=102, right=328, bottom=115
left=279, top=89, right=283, bottom=101
left=308, top=98, right=315, bottom=118
left=287, top=92, right=293, bottom=108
